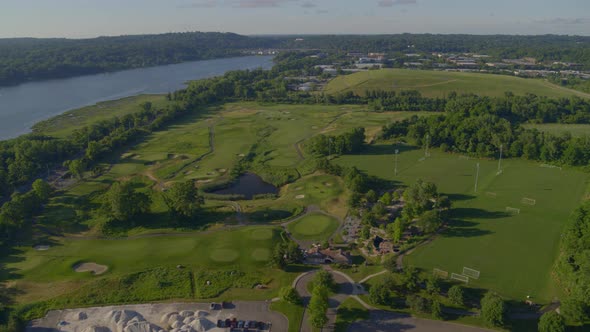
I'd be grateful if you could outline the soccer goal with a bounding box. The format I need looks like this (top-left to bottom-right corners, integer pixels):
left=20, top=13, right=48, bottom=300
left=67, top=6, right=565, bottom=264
left=459, top=155, right=470, bottom=160
left=462, top=267, right=480, bottom=279
left=486, top=192, right=497, bottom=198
left=506, top=206, right=521, bottom=214
left=540, top=164, right=562, bottom=171
left=451, top=273, right=469, bottom=284
left=521, top=197, right=536, bottom=206
left=433, top=268, right=449, bottom=279
left=418, top=157, right=426, bottom=162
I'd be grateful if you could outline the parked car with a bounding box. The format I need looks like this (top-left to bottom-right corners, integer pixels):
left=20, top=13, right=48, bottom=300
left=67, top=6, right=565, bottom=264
left=237, top=320, right=245, bottom=328
left=209, top=302, right=216, bottom=310
left=217, top=320, right=223, bottom=328
left=225, top=318, right=232, bottom=327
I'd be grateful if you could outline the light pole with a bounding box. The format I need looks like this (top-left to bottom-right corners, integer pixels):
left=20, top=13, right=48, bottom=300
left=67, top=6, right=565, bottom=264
left=394, top=149, right=399, bottom=176
left=475, top=162, right=480, bottom=193
left=497, top=144, right=503, bottom=174
left=425, top=134, right=430, bottom=158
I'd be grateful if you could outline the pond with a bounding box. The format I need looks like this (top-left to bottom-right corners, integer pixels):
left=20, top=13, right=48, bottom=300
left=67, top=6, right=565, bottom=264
left=211, top=173, right=278, bottom=199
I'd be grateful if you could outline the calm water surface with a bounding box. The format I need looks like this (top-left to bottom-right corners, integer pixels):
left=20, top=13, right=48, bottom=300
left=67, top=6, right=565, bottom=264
left=211, top=173, right=279, bottom=199
left=0, top=56, right=273, bottom=140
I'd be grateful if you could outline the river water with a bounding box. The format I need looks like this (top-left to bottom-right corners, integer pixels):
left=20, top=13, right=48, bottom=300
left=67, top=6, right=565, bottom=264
left=0, top=56, right=273, bottom=140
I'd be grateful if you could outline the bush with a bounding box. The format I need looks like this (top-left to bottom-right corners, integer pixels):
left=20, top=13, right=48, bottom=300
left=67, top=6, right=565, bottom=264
left=538, top=311, right=565, bottom=332
left=480, top=292, right=506, bottom=327
left=447, top=285, right=465, bottom=306
left=431, top=300, right=443, bottom=320
left=406, top=295, right=429, bottom=313
left=279, top=287, right=301, bottom=305
left=369, top=284, right=391, bottom=305
left=560, top=298, right=588, bottom=324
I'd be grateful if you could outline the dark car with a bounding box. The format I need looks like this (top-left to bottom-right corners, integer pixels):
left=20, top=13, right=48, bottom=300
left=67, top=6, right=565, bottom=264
left=209, top=302, right=217, bottom=310
left=225, top=318, right=232, bottom=327
left=217, top=319, right=223, bottom=328
left=237, top=320, right=245, bottom=328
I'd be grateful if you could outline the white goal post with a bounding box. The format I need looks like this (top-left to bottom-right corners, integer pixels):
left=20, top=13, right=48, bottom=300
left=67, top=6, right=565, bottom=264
left=451, top=273, right=469, bottom=284
left=433, top=268, right=449, bottom=279
left=486, top=192, right=497, bottom=198
left=506, top=207, right=521, bottom=214
left=462, top=267, right=480, bottom=279
left=521, top=197, right=536, bottom=206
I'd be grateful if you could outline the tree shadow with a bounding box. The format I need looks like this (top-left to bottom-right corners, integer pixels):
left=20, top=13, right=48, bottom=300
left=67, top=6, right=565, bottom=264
left=359, top=144, right=419, bottom=156
left=347, top=310, right=416, bottom=331
left=442, top=218, right=494, bottom=238
left=452, top=208, right=510, bottom=220
left=446, top=193, right=476, bottom=202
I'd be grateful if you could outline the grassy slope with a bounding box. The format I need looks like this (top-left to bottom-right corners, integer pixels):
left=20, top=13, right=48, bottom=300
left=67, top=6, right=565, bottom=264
left=337, top=145, right=589, bottom=302
left=334, top=297, right=370, bottom=332
left=522, top=123, right=590, bottom=138
left=324, top=69, right=590, bottom=99
left=32, top=95, right=170, bottom=138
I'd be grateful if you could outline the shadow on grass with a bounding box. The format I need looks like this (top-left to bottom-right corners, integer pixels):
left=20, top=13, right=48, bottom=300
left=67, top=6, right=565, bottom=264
left=452, top=208, right=510, bottom=220
left=442, top=218, right=494, bottom=238
left=360, top=144, right=420, bottom=156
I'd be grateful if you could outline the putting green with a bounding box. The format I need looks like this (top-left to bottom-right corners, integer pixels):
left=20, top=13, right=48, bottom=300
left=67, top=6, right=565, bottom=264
left=287, top=213, right=340, bottom=241
left=251, top=248, right=271, bottom=261
left=209, top=249, right=240, bottom=262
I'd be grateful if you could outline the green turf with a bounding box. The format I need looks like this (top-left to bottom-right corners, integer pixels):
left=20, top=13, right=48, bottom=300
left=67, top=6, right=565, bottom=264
left=4, top=226, right=282, bottom=282
left=336, top=145, right=589, bottom=302
left=522, top=123, right=590, bottom=138
left=32, top=95, right=171, bottom=137
left=270, top=301, right=304, bottom=332
left=287, top=213, right=340, bottom=241
left=334, top=297, right=370, bottom=332
left=324, top=69, right=590, bottom=99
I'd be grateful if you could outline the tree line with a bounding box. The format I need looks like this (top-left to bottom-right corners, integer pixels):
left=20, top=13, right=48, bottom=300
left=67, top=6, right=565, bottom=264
left=0, top=32, right=279, bottom=86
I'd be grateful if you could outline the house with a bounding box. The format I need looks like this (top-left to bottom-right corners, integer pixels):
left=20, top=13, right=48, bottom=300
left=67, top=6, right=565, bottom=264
left=378, top=240, right=394, bottom=255
left=304, top=246, right=352, bottom=265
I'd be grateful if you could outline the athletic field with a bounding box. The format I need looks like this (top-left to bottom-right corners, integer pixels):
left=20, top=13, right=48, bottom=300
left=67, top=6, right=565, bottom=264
left=337, top=145, right=589, bottom=301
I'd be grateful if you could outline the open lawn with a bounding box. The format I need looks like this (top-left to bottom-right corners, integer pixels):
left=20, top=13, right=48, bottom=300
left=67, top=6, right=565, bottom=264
left=523, top=123, right=590, bottom=138
left=324, top=69, right=590, bottom=99
left=287, top=213, right=340, bottom=242
left=337, top=145, right=589, bottom=302
left=32, top=95, right=171, bottom=138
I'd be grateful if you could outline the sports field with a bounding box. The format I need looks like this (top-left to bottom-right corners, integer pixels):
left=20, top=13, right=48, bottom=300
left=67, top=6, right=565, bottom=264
left=324, top=69, right=590, bottom=99
left=337, top=145, right=589, bottom=301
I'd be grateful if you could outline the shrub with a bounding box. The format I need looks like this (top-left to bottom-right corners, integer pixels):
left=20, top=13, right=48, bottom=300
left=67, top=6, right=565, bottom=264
left=431, top=300, right=443, bottom=320
left=406, top=295, right=429, bottom=313
left=447, top=285, right=465, bottom=306
left=480, top=292, right=506, bottom=327
left=279, top=287, right=301, bottom=305
left=538, top=311, right=565, bottom=332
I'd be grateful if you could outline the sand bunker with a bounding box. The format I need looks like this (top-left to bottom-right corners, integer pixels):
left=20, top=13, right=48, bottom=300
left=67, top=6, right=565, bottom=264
left=34, top=245, right=51, bottom=251
left=74, top=262, right=109, bottom=275
left=295, top=194, right=305, bottom=199
left=323, top=182, right=333, bottom=187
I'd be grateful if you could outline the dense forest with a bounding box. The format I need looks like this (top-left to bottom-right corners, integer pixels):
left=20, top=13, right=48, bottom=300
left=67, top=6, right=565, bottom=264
left=2, top=33, right=590, bottom=87
left=0, top=32, right=279, bottom=86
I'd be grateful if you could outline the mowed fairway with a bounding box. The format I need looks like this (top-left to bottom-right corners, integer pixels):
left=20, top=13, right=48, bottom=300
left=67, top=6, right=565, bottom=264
left=4, top=226, right=281, bottom=283
left=324, top=69, right=590, bottom=99
left=337, top=145, right=589, bottom=301
left=287, top=213, right=340, bottom=241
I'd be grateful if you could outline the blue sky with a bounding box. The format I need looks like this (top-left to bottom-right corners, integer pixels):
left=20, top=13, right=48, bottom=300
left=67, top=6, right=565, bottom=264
left=1, top=0, right=589, bottom=38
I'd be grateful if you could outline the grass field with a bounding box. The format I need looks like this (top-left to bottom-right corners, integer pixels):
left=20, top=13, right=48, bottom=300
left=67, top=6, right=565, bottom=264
left=287, top=213, right=340, bottom=242
left=337, top=145, right=589, bottom=301
left=2, top=226, right=290, bottom=304
left=523, top=123, right=590, bottom=137
left=324, top=69, right=590, bottom=99
left=32, top=94, right=171, bottom=137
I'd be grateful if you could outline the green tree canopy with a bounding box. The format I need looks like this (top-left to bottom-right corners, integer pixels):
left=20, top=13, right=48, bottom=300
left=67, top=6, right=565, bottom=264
left=480, top=292, right=506, bottom=327
left=538, top=311, right=565, bottom=332
left=102, top=182, right=151, bottom=222
left=164, top=181, right=203, bottom=219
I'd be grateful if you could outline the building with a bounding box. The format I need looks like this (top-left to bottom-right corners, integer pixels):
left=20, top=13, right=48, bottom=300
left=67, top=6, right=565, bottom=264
left=304, top=246, right=352, bottom=265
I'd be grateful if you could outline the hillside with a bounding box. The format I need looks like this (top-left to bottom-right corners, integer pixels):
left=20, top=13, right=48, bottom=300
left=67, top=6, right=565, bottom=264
left=324, top=69, right=590, bottom=99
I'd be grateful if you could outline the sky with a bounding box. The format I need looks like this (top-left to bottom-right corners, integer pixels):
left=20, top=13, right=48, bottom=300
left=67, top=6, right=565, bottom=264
left=1, top=0, right=589, bottom=38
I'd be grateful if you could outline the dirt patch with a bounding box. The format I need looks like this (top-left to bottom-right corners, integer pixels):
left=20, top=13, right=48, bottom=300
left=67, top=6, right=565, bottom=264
left=295, top=194, right=306, bottom=199
left=197, top=179, right=214, bottom=184
left=73, top=262, right=108, bottom=275
left=323, top=182, right=333, bottom=187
